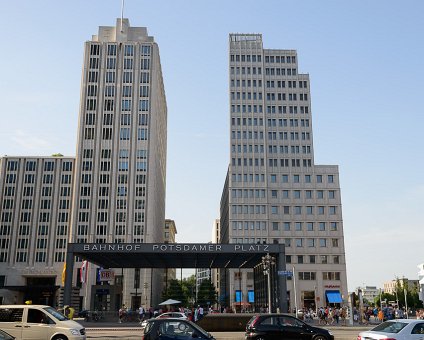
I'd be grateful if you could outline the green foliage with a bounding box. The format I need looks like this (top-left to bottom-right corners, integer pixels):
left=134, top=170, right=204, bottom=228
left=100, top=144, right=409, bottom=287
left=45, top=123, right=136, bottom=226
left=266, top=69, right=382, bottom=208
left=181, top=275, right=196, bottom=307
left=162, top=279, right=186, bottom=305
left=162, top=276, right=219, bottom=308
left=196, top=279, right=217, bottom=307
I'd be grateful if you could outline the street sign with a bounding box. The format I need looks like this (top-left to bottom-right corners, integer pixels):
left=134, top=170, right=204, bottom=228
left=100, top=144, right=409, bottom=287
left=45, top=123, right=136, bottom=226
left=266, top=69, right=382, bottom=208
left=278, top=270, right=293, bottom=277
left=99, top=269, right=115, bottom=281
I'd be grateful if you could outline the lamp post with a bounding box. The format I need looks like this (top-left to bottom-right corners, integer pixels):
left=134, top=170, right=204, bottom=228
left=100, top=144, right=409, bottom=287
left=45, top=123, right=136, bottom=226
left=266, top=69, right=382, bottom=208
left=262, top=253, right=275, bottom=314
left=404, top=288, right=408, bottom=319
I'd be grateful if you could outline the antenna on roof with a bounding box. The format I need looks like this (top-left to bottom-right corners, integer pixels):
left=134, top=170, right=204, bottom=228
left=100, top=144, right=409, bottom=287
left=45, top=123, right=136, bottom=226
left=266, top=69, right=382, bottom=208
left=120, top=0, right=125, bottom=33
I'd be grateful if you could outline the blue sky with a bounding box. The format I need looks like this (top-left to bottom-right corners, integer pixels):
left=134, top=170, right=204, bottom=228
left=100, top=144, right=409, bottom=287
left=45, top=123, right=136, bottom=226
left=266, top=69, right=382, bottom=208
left=1, top=0, right=423, bottom=292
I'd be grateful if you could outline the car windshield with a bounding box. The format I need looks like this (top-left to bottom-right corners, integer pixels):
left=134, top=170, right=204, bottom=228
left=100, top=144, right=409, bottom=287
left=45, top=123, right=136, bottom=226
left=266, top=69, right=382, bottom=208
left=43, top=307, right=67, bottom=321
left=371, top=321, right=408, bottom=334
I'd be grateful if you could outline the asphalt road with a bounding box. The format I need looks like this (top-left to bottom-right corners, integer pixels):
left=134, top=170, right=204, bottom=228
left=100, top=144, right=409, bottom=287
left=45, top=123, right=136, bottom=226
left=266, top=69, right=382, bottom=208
left=85, top=325, right=374, bottom=340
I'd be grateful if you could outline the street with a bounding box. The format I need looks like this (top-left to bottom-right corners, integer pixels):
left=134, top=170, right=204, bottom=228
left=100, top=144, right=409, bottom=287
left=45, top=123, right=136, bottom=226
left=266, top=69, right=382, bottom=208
left=85, top=325, right=374, bottom=340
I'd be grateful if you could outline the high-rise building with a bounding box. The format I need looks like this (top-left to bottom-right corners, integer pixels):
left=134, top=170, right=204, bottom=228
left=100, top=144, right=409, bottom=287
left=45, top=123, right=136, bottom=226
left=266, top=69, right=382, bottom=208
left=219, top=34, right=348, bottom=311
left=70, top=18, right=167, bottom=310
left=0, top=156, right=75, bottom=305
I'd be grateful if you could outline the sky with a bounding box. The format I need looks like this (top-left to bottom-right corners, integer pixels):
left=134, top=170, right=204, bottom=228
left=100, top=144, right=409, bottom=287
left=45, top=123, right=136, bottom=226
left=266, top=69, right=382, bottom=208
left=0, top=0, right=423, bottom=292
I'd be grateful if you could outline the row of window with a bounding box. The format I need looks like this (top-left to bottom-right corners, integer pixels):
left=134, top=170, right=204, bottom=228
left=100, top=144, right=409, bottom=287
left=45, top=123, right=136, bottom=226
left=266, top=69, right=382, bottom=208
left=231, top=201, right=338, bottom=215
left=85, top=113, right=149, bottom=127
left=0, top=224, right=68, bottom=237
left=231, top=144, right=311, bottom=156
left=85, top=98, right=150, bottom=112
left=231, top=131, right=311, bottom=141
left=231, top=221, right=338, bottom=231
left=84, top=127, right=149, bottom=141
left=231, top=104, right=309, bottom=114
left=103, top=57, right=150, bottom=71
left=296, top=272, right=341, bottom=280
left=76, top=224, right=144, bottom=236
left=3, top=196, right=70, bottom=210
left=78, top=184, right=146, bottom=199
left=231, top=158, right=312, bottom=168
left=2, top=185, right=72, bottom=198
left=229, top=54, right=296, bottom=64
left=90, top=44, right=151, bottom=57
left=79, top=173, right=146, bottom=187
left=5, top=161, right=73, bottom=172
left=102, top=85, right=149, bottom=98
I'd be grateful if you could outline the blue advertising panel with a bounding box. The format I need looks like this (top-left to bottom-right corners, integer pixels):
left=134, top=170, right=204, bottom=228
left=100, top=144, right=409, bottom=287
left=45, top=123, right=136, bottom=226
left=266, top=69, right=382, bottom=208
left=248, top=290, right=255, bottom=303
left=235, top=290, right=242, bottom=302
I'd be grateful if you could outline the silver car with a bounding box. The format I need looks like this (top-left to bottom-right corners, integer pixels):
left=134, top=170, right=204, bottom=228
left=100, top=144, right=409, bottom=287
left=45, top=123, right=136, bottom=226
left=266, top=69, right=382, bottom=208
left=358, top=319, right=424, bottom=340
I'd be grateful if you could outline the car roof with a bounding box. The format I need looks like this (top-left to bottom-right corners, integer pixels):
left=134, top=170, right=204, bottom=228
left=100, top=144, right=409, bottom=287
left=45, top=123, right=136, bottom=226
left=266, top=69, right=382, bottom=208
left=150, top=317, right=188, bottom=321
left=384, top=319, right=423, bottom=324
left=0, top=305, right=50, bottom=308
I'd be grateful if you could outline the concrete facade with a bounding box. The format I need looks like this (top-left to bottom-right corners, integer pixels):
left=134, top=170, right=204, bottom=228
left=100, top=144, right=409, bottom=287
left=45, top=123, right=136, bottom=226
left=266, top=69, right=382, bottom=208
left=71, top=18, right=167, bottom=310
left=0, top=156, right=75, bottom=306
left=219, top=34, right=348, bottom=311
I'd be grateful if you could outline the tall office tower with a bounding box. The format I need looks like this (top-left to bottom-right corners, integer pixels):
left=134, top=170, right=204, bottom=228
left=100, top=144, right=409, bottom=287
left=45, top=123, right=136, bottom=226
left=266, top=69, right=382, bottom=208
left=220, top=34, right=348, bottom=311
left=0, top=156, right=75, bottom=305
left=71, top=19, right=167, bottom=309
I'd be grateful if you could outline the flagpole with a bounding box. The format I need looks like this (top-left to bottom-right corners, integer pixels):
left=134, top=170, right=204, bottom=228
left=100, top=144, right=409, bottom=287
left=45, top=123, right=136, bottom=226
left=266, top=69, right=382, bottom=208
left=84, top=262, right=89, bottom=310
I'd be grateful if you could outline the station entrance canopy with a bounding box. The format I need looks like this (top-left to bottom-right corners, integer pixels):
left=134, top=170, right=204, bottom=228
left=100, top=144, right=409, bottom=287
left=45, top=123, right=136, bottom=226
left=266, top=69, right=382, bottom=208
left=64, top=242, right=287, bottom=310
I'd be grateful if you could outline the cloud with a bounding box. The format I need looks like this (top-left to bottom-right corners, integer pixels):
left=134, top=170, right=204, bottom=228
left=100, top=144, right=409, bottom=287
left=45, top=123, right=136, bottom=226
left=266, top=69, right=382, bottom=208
left=10, top=129, right=52, bottom=151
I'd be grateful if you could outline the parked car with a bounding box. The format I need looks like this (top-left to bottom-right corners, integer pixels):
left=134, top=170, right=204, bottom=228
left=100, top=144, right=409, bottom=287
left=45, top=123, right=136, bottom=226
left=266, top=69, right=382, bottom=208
left=0, top=330, right=15, bottom=340
left=0, top=304, right=85, bottom=340
left=358, top=319, right=424, bottom=340
left=157, top=312, right=188, bottom=320
left=245, top=313, right=334, bottom=340
left=141, top=311, right=188, bottom=328
left=142, top=317, right=215, bottom=340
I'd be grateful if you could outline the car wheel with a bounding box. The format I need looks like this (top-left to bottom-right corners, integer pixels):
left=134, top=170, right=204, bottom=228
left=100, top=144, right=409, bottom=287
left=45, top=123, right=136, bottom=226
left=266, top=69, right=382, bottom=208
left=313, top=336, right=327, bottom=340
left=53, top=335, right=68, bottom=340
left=256, top=337, right=266, bottom=340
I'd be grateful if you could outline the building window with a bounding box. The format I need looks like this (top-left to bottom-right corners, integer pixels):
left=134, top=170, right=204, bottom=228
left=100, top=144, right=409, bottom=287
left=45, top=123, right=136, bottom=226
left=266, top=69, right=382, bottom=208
left=319, top=238, right=327, bottom=247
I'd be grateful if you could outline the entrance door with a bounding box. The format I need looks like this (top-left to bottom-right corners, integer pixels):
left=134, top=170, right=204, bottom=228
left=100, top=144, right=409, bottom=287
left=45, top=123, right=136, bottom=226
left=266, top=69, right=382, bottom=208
left=25, top=277, right=57, bottom=306
left=132, top=296, right=142, bottom=310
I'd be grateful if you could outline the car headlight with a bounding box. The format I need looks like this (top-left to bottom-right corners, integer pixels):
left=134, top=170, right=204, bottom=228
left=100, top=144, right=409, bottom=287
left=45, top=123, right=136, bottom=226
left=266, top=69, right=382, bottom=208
left=70, top=329, right=80, bottom=335
left=327, top=330, right=334, bottom=336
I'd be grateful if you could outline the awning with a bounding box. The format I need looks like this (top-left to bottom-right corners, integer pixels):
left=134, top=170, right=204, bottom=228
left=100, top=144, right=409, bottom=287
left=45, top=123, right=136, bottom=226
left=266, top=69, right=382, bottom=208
left=326, top=290, right=342, bottom=303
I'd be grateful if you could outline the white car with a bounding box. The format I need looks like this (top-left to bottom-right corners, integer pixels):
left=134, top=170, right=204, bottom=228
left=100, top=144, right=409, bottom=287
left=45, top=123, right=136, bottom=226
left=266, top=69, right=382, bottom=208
left=358, top=319, right=424, bottom=340
left=141, top=312, right=187, bottom=328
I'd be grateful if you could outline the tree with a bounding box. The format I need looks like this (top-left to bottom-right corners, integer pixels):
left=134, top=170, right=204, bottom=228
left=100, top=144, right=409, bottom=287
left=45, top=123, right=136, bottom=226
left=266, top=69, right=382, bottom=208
left=196, top=279, right=217, bottom=307
left=181, top=275, right=196, bottom=307
left=162, top=279, right=186, bottom=306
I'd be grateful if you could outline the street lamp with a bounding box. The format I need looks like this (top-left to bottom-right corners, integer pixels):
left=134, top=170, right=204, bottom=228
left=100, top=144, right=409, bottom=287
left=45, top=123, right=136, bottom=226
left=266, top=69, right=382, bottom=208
left=262, top=253, right=275, bottom=314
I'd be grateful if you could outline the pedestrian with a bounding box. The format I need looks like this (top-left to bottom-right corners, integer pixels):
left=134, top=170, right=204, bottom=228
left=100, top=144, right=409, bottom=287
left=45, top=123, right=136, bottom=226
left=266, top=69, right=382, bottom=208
left=378, top=308, right=384, bottom=323
left=138, top=305, right=145, bottom=322
left=198, top=305, right=204, bottom=321
left=119, top=305, right=125, bottom=323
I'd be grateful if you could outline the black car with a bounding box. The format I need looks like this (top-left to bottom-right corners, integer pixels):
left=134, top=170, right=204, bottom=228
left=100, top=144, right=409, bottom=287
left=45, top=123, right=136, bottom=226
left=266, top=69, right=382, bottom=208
left=245, top=314, right=334, bottom=340
left=0, top=330, right=15, bottom=340
left=142, top=317, right=215, bottom=340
